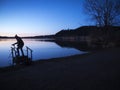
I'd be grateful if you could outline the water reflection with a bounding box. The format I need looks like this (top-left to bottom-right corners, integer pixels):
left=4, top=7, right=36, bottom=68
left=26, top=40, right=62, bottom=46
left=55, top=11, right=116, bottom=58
left=0, top=39, right=86, bottom=67
left=54, top=40, right=101, bottom=51
left=54, top=41, right=87, bottom=51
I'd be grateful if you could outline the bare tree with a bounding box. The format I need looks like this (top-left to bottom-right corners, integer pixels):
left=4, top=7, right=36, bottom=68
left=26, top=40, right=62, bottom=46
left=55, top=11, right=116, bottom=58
left=84, top=0, right=120, bottom=27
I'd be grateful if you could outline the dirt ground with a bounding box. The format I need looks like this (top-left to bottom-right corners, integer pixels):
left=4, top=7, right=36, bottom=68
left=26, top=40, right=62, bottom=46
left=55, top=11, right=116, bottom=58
left=0, top=47, right=120, bottom=90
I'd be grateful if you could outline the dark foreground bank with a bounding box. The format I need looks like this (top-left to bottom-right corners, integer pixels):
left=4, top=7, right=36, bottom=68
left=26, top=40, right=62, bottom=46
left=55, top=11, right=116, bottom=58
left=0, top=47, right=120, bottom=90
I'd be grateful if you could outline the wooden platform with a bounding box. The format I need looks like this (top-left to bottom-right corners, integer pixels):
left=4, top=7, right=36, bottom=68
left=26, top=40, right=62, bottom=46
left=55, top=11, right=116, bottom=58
left=11, top=46, right=33, bottom=65
left=13, top=56, right=32, bottom=65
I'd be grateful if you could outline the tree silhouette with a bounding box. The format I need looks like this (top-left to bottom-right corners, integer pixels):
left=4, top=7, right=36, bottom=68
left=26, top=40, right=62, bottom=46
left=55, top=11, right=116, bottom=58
left=84, top=0, right=120, bottom=27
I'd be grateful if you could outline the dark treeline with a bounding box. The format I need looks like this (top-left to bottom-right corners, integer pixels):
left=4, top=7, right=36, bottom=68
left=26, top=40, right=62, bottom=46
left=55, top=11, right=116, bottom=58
left=54, top=26, right=120, bottom=48
left=0, top=26, right=120, bottom=40
left=0, top=36, right=9, bottom=38
left=55, top=26, right=120, bottom=37
left=0, top=26, right=120, bottom=49
left=0, top=35, right=55, bottom=39
left=29, top=35, right=55, bottom=39
left=55, top=26, right=97, bottom=36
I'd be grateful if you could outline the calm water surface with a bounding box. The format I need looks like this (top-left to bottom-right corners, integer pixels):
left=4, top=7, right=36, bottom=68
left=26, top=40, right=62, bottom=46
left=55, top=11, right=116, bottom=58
left=0, top=39, right=85, bottom=67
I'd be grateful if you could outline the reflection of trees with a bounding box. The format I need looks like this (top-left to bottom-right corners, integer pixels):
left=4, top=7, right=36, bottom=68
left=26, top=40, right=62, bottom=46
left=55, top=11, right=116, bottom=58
left=32, top=38, right=55, bottom=42
left=0, top=39, right=11, bottom=42
left=34, top=39, right=103, bottom=51
left=54, top=41, right=93, bottom=51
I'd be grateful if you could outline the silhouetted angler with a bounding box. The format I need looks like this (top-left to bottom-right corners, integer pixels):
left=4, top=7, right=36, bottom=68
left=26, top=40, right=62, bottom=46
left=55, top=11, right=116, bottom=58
left=12, top=35, right=24, bottom=56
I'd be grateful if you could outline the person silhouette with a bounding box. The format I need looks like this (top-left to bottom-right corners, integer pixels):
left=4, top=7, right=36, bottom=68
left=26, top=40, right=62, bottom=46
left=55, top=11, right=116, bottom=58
left=12, top=35, right=24, bottom=56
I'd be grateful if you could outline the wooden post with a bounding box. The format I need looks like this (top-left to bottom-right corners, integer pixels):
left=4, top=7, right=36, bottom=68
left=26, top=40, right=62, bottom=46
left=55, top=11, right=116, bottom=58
left=26, top=47, right=28, bottom=57
left=11, top=47, right=14, bottom=59
left=14, top=48, right=17, bottom=57
left=30, top=50, right=32, bottom=60
left=26, top=46, right=33, bottom=60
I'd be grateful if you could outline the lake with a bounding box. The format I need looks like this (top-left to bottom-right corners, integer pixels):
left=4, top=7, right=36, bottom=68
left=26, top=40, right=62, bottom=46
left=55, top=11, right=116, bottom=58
left=0, top=38, right=86, bottom=67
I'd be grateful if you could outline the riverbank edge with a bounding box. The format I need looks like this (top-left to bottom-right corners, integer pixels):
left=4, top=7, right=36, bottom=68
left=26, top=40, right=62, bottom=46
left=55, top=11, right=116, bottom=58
left=0, top=47, right=119, bottom=73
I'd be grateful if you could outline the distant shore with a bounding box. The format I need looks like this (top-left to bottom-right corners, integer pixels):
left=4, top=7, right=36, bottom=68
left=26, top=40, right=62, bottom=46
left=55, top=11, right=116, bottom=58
left=0, top=47, right=120, bottom=90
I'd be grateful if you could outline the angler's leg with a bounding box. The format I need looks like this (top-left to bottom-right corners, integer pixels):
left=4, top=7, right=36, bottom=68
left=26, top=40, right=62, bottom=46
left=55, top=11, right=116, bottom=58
left=20, top=48, right=24, bottom=56
left=17, top=47, right=20, bottom=56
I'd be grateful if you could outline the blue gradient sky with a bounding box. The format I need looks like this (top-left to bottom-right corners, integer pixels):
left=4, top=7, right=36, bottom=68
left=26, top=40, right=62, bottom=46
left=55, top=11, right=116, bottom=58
left=0, top=0, right=93, bottom=36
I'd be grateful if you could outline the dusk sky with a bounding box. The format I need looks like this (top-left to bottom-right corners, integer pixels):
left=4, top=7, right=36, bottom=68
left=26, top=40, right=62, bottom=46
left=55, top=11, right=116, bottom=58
left=0, top=0, right=94, bottom=36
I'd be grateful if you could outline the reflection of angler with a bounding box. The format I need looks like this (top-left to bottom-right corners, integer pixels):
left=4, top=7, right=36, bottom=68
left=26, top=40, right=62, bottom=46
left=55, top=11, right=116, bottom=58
left=12, top=35, right=24, bottom=56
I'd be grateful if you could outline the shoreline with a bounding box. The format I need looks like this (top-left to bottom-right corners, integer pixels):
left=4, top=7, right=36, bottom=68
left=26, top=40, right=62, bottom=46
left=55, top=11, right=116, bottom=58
left=0, top=52, right=91, bottom=73
left=0, top=47, right=119, bottom=72
left=0, top=47, right=120, bottom=90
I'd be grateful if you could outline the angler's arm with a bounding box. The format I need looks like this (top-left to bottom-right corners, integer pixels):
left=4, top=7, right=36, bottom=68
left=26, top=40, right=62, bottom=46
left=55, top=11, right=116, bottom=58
left=12, top=42, right=17, bottom=46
